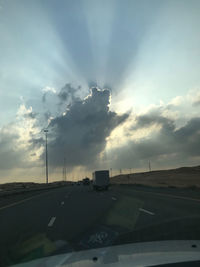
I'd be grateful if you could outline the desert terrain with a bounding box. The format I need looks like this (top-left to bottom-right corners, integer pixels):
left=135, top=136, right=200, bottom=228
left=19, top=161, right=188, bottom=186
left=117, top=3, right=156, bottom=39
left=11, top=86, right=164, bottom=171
left=111, top=166, right=200, bottom=188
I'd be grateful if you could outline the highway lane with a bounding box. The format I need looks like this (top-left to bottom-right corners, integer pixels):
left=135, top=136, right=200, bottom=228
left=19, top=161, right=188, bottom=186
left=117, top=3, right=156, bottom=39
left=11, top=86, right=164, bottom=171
left=113, top=185, right=200, bottom=227
left=1, top=184, right=200, bottom=266
left=112, top=185, right=200, bottom=245
left=0, top=185, right=115, bottom=266
left=0, top=190, right=54, bottom=210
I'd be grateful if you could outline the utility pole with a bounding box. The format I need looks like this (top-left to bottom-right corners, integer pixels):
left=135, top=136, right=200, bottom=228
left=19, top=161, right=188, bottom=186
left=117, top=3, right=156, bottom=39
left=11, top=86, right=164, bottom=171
left=110, top=168, right=112, bottom=178
left=149, top=161, right=151, bottom=172
left=44, top=129, right=48, bottom=184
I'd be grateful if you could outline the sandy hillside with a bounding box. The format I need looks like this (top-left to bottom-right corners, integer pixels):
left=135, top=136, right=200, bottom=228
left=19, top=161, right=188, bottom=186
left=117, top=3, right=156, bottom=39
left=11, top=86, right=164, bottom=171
left=111, top=166, right=200, bottom=188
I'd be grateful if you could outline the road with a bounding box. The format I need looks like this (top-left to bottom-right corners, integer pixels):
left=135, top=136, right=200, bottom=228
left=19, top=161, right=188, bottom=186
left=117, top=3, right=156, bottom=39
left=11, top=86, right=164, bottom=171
left=1, top=184, right=200, bottom=266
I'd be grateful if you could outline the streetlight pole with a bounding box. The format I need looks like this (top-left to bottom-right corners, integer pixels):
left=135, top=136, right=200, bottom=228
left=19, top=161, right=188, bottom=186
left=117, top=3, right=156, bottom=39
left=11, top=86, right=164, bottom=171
left=44, top=129, right=48, bottom=184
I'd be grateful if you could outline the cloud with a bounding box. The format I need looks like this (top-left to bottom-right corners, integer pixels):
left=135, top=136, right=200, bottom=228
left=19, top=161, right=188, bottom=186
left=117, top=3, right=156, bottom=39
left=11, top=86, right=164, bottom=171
left=0, top=123, right=40, bottom=170
left=42, top=86, right=56, bottom=103
left=0, top=124, right=24, bottom=170
left=57, top=83, right=81, bottom=104
left=41, top=84, right=84, bottom=120
left=133, top=112, right=175, bottom=132
left=107, top=107, right=200, bottom=170
left=0, top=103, right=43, bottom=171
left=168, top=96, right=184, bottom=107
left=186, top=89, right=200, bottom=107
left=43, top=87, right=129, bottom=168
left=1, top=84, right=129, bottom=173
left=42, top=86, right=56, bottom=94
left=1, top=84, right=199, bottom=179
left=175, top=118, right=200, bottom=156
left=193, top=98, right=200, bottom=106
left=30, top=86, right=200, bottom=172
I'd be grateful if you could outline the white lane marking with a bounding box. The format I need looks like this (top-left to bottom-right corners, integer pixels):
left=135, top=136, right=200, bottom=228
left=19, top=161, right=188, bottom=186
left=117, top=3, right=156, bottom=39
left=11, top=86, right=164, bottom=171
left=61, top=201, right=64, bottom=205
left=48, top=217, right=56, bottom=227
left=112, top=197, right=117, bottom=201
left=139, top=208, right=155, bottom=215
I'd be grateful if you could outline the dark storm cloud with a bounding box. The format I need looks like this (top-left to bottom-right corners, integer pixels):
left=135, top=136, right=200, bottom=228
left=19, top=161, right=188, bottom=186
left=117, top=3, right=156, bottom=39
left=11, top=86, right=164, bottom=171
left=133, top=112, right=175, bottom=132
left=109, top=111, right=200, bottom=169
left=134, top=113, right=200, bottom=156
left=44, top=87, right=129, bottom=168
left=175, top=118, right=200, bottom=156
left=57, top=83, right=81, bottom=104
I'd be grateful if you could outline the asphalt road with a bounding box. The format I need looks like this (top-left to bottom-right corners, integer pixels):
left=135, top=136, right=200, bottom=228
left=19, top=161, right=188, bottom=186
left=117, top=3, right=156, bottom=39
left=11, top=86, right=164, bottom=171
left=1, top=184, right=200, bottom=266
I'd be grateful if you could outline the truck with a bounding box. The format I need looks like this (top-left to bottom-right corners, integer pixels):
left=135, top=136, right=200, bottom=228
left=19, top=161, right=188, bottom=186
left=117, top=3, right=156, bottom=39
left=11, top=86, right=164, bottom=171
left=92, top=170, right=110, bottom=191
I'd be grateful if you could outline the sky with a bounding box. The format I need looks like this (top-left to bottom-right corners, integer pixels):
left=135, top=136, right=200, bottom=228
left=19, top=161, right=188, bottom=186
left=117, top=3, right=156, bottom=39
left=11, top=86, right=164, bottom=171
left=0, top=0, right=200, bottom=183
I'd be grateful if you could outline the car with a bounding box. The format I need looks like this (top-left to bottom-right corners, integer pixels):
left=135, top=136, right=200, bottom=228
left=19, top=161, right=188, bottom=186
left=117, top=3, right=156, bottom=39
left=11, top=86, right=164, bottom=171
left=82, top=177, right=90, bottom=185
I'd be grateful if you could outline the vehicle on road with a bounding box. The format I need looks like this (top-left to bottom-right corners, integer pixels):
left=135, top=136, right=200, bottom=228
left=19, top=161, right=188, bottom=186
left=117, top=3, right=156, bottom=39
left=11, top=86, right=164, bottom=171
left=82, top=177, right=90, bottom=185
left=92, top=170, right=110, bottom=191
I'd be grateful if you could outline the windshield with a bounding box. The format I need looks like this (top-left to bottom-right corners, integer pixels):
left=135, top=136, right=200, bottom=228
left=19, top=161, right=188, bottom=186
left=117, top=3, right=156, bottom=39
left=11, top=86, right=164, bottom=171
left=1, top=0, right=200, bottom=266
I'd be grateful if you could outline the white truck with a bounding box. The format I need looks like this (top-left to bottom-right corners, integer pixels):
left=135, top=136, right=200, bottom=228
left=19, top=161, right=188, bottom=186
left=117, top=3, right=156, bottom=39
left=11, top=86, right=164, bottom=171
left=92, top=170, right=110, bottom=191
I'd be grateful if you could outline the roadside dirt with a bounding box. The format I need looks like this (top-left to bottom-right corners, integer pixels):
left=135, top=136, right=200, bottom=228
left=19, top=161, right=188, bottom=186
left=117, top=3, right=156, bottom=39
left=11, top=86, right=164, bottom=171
left=111, top=166, right=200, bottom=188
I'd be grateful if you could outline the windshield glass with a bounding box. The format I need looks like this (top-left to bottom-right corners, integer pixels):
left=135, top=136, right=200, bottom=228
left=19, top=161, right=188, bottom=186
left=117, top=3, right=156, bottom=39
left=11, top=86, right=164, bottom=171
left=1, top=0, right=200, bottom=266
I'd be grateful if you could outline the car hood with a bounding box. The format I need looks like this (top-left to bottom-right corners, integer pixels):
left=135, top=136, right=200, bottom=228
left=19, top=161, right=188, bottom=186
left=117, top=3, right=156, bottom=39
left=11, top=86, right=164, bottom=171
left=14, top=240, right=200, bottom=267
